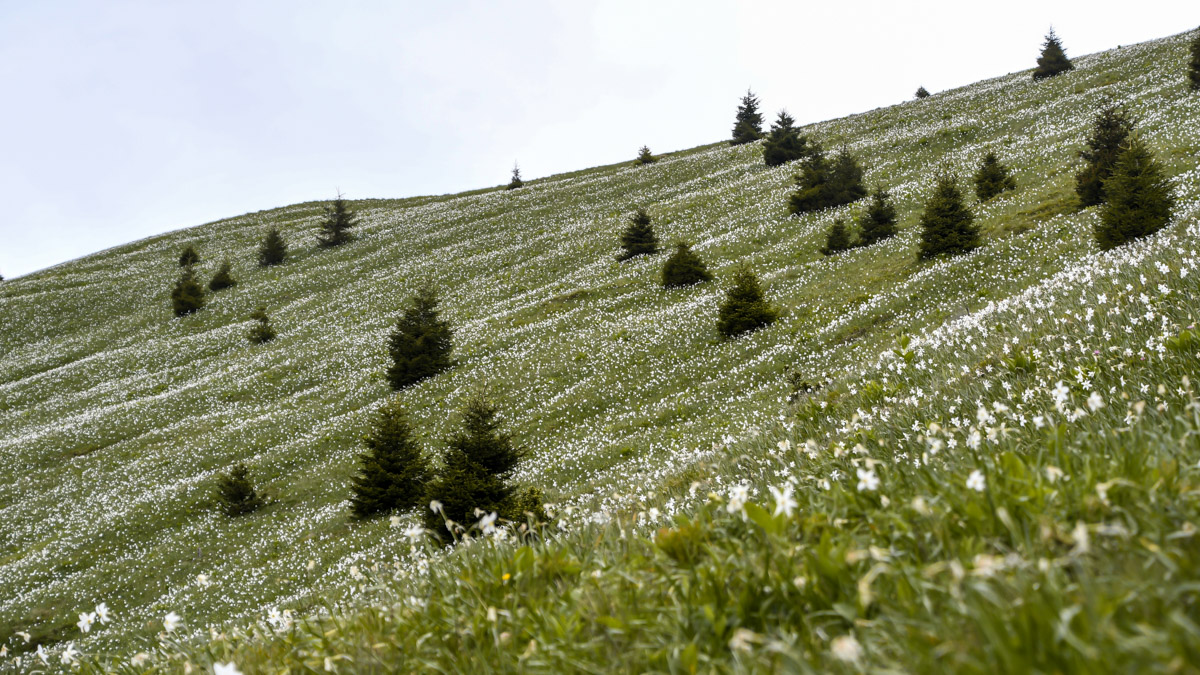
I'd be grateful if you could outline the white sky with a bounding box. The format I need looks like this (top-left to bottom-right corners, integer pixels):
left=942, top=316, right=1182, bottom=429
left=0, top=1, right=1194, bottom=277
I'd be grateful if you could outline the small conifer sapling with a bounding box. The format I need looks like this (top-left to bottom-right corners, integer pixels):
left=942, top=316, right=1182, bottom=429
left=208, top=261, right=237, bottom=292
left=1033, top=28, right=1074, bottom=80
left=730, top=89, right=765, bottom=145
left=258, top=227, right=288, bottom=267
left=171, top=267, right=206, bottom=317
left=179, top=246, right=200, bottom=267
left=661, top=242, right=713, bottom=288
left=857, top=188, right=898, bottom=246
left=618, top=208, right=660, bottom=261
left=762, top=110, right=812, bottom=167
left=915, top=86, right=931, bottom=99
left=387, top=284, right=455, bottom=390
left=507, top=163, right=524, bottom=190
left=973, top=152, right=1017, bottom=201
left=1189, top=28, right=1200, bottom=91
left=636, top=145, right=657, bottom=165
left=716, top=267, right=778, bottom=338
left=1076, top=105, right=1134, bottom=207
left=1094, top=136, right=1176, bottom=250
left=918, top=174, right=979, bottom=259
left=350, top=398, right=430, bottom=519
left=316, top=193, right=357, bottom=248
left=247, top=306, right=277, bottom=344
left=821, top=219, right=852, bottom=256
left=217, top=463, right=265, bottom=516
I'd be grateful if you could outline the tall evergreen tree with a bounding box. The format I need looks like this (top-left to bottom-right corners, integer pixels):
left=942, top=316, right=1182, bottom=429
left=258, top=227, right=288, bottom=267
left=716, top=267, right=778, bottom=338
left=387, top=284, right=455, bottom=390
left=618, top=208, right=660, bottom=261
left=918, top=174, right=979, bottom=259
left=973, top=152, right=1018, bottom=201
left=350, top=398, right=431, bottom=519
left=636, top=145, right=657, bottom=165
left=1033, top=28, right=1074, bottom=80
left=1094, top=136, right=1176, bottom=250
left=247, top=306, right=277, bottom=344
left=730, top=89, right=765, bottom=145
left=507, top=163, right=524, bottom=190
left=762, top=110, right=813, bottom=167
left=179, top=245, right=200, bottom=267
left=821, top=219, right=852, bottom=256
left=661, top=242, right=713, bottom=288
left=423, top=395, right=525, bottom=541
left=1076, top=105, right=1134, bottom=207
left=317, top=194, right=357, bottom=248
left=915, top=86, right=931, bottom=99
left=217, top=463, right=265, bottom=516
left=171, top=267, right=206, bottom=317
left=1190, top=29, right=1200, bottom=91
left=788, top=145, right=866, bottom=214
left=208, top=261, right=237, bottom=292
left=857, top=188, right=898, bottom=246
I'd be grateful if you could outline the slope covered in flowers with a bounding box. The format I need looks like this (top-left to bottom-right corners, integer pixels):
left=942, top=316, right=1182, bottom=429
left=1, top=29, right=1198, bottom=673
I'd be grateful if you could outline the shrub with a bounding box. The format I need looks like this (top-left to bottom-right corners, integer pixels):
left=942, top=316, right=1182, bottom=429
left=350, top=397, right=430, bottom=519
left=179, top=246, right=200, bottom=267
left=507, top=163, right=524, bottom=190
left=1094, top=136, right=1176, bottom=250
left=618, top=208, right=660, bottom=261
left=247, top=306, right=277, bottom=344
left=716, top=267, right=777, bottom=338
left=973, top=152, right=1017, bottom=201
left=1076, top=105, right=1134, bottom=207
left=387, top=284, right=455, bottom=390
left=821, top=219, right=852, bottom=256
left=788, top=146, right=866, bottom=214
left=258, top=227, right=287, bottom=267
left=730, top=89, right=765, bottom=145
left=915, top=86, right=931, bottom=99
left=317, top=193, right=357, bottom=248
left=217, top=464, right=265, bottom=516
left=208, top=261, right=237, bottom=292
left=1033, top=28, right=1074, bottom=80
left=661, top=242, right=713, bottom=288
left=918, top=174, right=979, bottom=259
left=762, top=110, right=813, bottom=167
left=1190, top=29, right=1200, bottom=91
left=636, top=145, right=657, bottom=165
left=171, top=267, right=205, bottom=317
left=857, top=188, right=898, bottom=246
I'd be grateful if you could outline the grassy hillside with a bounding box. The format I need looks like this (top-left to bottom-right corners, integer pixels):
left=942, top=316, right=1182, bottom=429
left=2, top=28, right=1199, bottom=673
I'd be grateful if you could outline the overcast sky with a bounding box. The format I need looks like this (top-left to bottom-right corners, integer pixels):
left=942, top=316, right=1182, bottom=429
left=0, top=1, right=1193, bottom=278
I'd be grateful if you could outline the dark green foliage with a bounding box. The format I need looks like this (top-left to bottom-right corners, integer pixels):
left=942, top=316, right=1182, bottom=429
left=217, top=463, right=265, bottom=516
left=973, top=152, right=1017, bottom=201
left=730, top=89, right=765, bottom=145
left=247, top=306, right=276, bottom=344
left=918, top=174, right=979, bottom=259
left=857, top=188, right=898, bottom=246
left=716, top=267, right=777, bottom=339
left=1075, top=105, right=1134, bottom=207
left=171, top=267, right=205, bottom=317
left=316, top=194, right=357, bottom=248
left=208, top=261, right=237, bottom=292
left=387, top=285, right=455, bottom=390
left=787, top=146, right=867, bottom=214
left=915, top=86, right=930, bottom=99
left=1190, top=29, right=1200, bottom=91
left=507, top=486, right=548, bottom=526
left=661, top=242, right=713, bottom=288
left=507, top=164, right=524, bottom=190
left=762, top=110, right=813, bottom=167
left=821, top=219, right=852, bottom=256
left=618, top=208, right=660, bottom=261
left=350, top=398, right=430, bottom=519
left=179, top=245, right=200, bottom=267
left=258, top=227, right=288, bottom=267
left=636, top=145, right=657, bottom=165
left=1094, top=136, right=1176, bottom=250
left=423, top=396, right=526, bottom=541
left=1033, top=28, right=1074, bottom=80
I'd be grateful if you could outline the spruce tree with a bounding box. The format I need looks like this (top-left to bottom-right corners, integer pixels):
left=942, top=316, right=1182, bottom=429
left=258, top=227, right=288, bottom=267
left=826, top=148, right=868, bottom=206
left=247, top=306, right=277, bottom=344
left=636, top=145, right=657, bottom=165
left=788, top=145, right=866, bottom=214
left=730, top=89, right=765, bottom=145
left=179, top=246, right=200, bottom=267
left=1033, top=28, right=1074, bottom=80
left=350, top=398, right=430, bottom=519
left=857, top=188, right=898, bottom=246
left=507, top=163, right=524, bottom=190
left=973, top=152, right=1017, bottom=201
left=217, top=463, right=265, bottom=516
left=1075, top=105, right=1134, bottom=207
left=661, top=242, right=713, bottom=288
left=208, top=261, right=237, bottom=292
left=762, top=110, right=813, bottom=167
left=716, top=267, right=777, bottom=339
left=821, top=219, right=852, bottom=256
left=317, top=194, right=357, bottom=248
left=618, top=208, right=660, bottom=261
left=915, top=86, right=931, bottom=99
left=1190, top=29, right=1200, bottom=91
left=387, top=284, right=455, bottom=390
left=423, top=395, right=525, bottom=541
left=788, top=148, right=830, bottom=215
left=918, top=174, right=979, bottom=259
left=1094, top=136, right=1176, bottom=250
left=171, top=267, right=206, bottom=317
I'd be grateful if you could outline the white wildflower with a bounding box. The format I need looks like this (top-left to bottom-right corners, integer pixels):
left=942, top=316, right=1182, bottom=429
left=966, top=470, right=986, bottom=492
left=856, top=468, right=879, bottom=492
left=163, top=611, right=181, bottom=633
left=830, top=634, right=864, bottom=663
left=769, top=484, right=797, bottom=518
